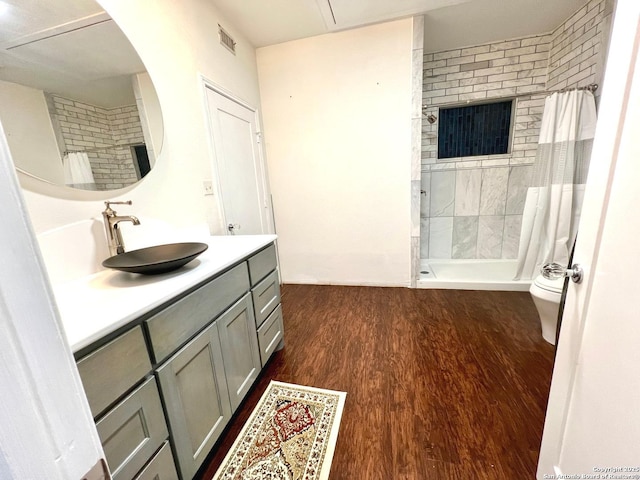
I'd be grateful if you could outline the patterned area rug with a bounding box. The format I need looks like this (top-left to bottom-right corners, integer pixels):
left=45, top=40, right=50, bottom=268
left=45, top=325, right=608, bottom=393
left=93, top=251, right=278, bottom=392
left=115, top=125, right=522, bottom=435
left=213, top=381, right=346, bottom=480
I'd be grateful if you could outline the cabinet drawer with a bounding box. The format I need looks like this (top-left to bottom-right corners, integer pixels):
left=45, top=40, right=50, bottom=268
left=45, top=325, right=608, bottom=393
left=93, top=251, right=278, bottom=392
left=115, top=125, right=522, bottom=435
left=146, top=263, right=250, bottom=362
left=248, top=243, right=277, bottom=286
left=133, top=442, right=178, bottom=480
left=77, top=326, right=151, bottom=418
left=257, top=305, right=284, bottom=366
left=97, top=377, right=168, bottom=480
left=252, top=269, right=281, bottom=328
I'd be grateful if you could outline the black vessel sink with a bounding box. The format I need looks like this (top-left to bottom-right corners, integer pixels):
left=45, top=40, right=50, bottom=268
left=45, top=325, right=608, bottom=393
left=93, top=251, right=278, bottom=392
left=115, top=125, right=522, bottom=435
left=102, top=242, right=209, bottom=275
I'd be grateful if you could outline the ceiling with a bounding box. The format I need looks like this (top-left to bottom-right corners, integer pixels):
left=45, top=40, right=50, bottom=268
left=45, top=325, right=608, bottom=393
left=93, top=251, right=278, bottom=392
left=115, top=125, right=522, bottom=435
left=0, top=0, right=145, bottom=108
left=213, top=0, right=589, bottom=50
left=0, top=0, right=590, bottom=107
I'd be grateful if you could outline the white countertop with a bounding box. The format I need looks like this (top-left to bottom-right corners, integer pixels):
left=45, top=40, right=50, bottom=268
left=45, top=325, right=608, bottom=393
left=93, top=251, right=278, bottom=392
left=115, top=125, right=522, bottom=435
left=54, top=235, right=277, bottom=353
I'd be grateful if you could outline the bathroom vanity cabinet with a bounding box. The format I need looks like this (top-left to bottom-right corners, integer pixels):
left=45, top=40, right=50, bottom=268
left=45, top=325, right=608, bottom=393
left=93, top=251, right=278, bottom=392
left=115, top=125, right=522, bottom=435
left=73, top=240, right=283, bottom=480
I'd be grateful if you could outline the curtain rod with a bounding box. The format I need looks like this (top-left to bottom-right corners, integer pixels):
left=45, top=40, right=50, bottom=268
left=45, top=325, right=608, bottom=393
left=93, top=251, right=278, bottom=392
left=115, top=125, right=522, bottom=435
left=63, top=142, right=144, bottom=156
left=422, top=83, right=599, bottom=113
left=551, top=83, right=598, bottom=94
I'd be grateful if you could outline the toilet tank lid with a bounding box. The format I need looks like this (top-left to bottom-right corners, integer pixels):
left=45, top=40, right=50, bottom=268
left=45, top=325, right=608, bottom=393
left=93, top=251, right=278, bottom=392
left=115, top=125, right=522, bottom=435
left=534, top=275, right=564, bottom=293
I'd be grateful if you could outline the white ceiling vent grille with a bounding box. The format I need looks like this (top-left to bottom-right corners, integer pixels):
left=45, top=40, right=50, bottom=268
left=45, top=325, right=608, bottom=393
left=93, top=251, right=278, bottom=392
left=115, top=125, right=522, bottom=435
left=218, top=25, right=236, bottom=55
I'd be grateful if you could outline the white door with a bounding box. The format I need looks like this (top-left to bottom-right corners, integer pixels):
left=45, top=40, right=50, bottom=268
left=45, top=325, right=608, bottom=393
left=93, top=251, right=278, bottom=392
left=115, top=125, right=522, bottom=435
left=205, top=85, right=270, bottom=235
left=537, top=1, right=640, bottom=477
left=0, top=123, right=106, bottom=477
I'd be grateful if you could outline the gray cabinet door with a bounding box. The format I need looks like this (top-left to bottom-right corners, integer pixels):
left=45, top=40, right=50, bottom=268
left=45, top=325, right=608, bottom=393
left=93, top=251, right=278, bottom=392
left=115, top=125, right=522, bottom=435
left=217, top=293, right=262, bottom=412
left=133, top=442, right=178, bottom=480
left=96, top=377, right=168, bottom=480
left=156, top=322, right=231, bottom=480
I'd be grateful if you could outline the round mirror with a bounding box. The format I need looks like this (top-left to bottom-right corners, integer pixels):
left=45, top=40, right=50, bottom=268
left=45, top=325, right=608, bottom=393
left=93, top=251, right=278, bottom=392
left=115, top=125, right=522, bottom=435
left=0, top=0, right=163, bottom=192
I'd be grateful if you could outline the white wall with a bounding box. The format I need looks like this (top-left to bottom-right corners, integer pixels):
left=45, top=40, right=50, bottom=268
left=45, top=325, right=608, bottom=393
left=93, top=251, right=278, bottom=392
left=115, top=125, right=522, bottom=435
left=0, top=80, right=63, bottom=184
left=257, top=19, right=413, bottom=286
left=19, top=0, right=264, bottom=240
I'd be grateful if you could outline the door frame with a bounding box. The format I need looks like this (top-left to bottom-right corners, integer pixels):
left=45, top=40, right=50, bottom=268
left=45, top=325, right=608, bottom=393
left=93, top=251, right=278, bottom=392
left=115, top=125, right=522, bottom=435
left=199, top=75, right=274, bottom=235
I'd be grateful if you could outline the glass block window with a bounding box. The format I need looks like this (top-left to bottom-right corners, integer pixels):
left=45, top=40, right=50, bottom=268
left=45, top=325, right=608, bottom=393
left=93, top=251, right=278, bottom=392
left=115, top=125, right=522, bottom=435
left=437, top=100, right=513, bottom=159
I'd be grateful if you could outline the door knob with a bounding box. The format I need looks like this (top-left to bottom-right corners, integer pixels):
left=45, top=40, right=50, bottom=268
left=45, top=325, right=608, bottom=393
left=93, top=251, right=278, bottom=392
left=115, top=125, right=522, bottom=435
left=541, top=263, right=583, bottom=284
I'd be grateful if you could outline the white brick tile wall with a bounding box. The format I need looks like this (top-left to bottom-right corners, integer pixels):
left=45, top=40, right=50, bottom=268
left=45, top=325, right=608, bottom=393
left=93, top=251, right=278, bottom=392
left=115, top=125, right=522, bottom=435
left=447, top=55, right=476, bottom=66
left=476, top=51, right=505, bottom=62
left=434, top=49, right=461, bottom=61
left=536, top=43, right=551, bottom=53
left=424, top=59, right=447, bottom=69
left=503, top=62, right=535, bottom=73
left=490, top=40, right=522, bottom=51
left=547, top=0, right=610, bottom=90
left=458, top=91, right=488, bottom=101
left=446, top=86, right=474, bottom=95
left=521, top=35, right=552, bottom=47
left=473, top=81, right=504, bottom=92
left=432, top=65, right=461, bottom=75
left=520, top=52, right=549, bottom=63
left=422, top=32, right=550, bottom=166
left=491, top=56, right=522, bottom=67
left=460, top=45, right=490, bottom=56
left=516, top=85, right=545, bottom=94
left=446, top=71, right=475, bottom=81
left=504, top=46, right=537, bottom=58
left=488, top=72, right=518, bottom=82
left=431, top=94, right=460, bottom=104
left=460, top=76, right=488, bottom=86
left=474, top=66, right=505, bottom=76
left=433, top=79, right=459, bottom=89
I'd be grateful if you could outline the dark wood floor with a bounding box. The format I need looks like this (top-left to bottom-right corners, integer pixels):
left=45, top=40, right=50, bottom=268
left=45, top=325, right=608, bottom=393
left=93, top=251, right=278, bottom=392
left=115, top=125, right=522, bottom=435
left=199, top=284, right=555, bottom=479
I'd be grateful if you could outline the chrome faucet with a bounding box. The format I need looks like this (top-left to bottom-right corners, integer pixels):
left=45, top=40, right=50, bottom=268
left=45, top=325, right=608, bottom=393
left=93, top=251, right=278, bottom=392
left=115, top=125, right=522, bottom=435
left=102, top=200, right=140, bottom=256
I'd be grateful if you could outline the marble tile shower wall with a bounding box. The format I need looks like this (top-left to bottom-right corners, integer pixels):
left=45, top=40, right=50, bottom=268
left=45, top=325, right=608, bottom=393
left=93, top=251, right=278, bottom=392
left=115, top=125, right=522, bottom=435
left=420, top=0, right=609, bottom=260
left=420, top=165, right=532, bottom=259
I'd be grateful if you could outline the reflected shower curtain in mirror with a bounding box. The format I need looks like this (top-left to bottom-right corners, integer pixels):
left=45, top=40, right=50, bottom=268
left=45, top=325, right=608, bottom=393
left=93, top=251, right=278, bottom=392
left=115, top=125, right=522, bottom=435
left=514, top=90, right=597, bottom=280
left=63, top=152, right=97, bottom=190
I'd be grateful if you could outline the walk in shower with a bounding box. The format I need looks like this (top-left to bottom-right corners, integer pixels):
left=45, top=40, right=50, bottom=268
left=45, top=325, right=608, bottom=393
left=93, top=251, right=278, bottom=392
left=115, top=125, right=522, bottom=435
left=416, top=0, right=610, bottom=291
left=417, top=164, right=534, bottom=292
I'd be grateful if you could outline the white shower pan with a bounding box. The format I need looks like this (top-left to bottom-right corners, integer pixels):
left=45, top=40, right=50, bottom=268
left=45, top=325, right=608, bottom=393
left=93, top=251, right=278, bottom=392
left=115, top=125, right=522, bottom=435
left=417, top=259, right=531, bottom=291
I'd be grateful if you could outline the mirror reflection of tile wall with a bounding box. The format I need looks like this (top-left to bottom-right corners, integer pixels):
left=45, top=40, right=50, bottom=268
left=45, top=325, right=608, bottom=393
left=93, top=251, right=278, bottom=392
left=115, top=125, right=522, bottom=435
left=48, top=94, right=144, bottom=190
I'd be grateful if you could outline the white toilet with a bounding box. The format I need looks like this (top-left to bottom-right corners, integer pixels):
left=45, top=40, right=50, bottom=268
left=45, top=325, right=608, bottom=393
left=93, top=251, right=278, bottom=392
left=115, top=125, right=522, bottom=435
left=529, top=275, right=564, bottom=345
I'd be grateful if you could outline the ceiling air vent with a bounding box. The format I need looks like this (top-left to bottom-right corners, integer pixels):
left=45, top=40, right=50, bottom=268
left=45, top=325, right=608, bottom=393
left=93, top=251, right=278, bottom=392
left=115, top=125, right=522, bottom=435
left=218, top=25, right=236, bottom=55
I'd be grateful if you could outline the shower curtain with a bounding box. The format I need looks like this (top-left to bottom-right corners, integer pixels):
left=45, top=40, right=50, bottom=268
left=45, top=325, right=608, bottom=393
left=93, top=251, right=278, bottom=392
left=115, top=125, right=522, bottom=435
left=63, top=152, right=97, bottom=190
left=514, top=90, right=597, bottom=280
